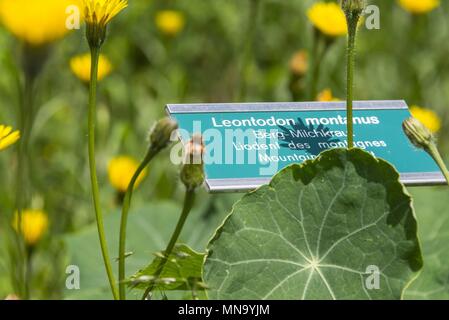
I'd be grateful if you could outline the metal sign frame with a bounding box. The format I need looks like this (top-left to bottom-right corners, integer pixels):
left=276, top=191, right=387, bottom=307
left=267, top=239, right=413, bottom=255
left=167, top=100, right=447, bottom=193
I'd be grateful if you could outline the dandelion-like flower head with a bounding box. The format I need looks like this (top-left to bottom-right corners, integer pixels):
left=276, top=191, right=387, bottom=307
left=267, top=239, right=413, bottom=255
left=83, top=0, right=128, bottom=27
left=0, top=125, right=20, bottom=151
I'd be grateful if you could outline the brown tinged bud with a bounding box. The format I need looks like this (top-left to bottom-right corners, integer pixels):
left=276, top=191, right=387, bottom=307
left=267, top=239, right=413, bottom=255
left=341, top=0, right=365, bottom=33
left=341, top=0, right=365, bottom=16
left=402, top=117, right=434, bottom=150
left=180, top=134, right=205, bottom=191
left=149, top=117, right=179, bottom=152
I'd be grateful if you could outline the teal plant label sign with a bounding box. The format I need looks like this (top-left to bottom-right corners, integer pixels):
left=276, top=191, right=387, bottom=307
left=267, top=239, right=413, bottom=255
left=167, top=100, right=445, bottom=192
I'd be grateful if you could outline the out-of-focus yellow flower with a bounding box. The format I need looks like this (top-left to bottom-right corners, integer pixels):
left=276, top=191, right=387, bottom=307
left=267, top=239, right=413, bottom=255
left=317, top=89, right=340, bottom=102
left=307, top=2, right=347, bottom=37
left=83, top=0, right=128, bottom=27
left=12, top=209, right=49, bottom=246
left=398, top=0, right=440, bottom=14
left=108, top=156, right=147, bottom=193
left=289, top=50, right=309, bottom=77
left=0, top=125, right=20, bottom=151
left=155, top=10, right=185, bottom=36
left=0, top=0, right=76, bottom=46
left=70, top=53, right=112, bottom=82
left=410, top=106, right=441, bottom=133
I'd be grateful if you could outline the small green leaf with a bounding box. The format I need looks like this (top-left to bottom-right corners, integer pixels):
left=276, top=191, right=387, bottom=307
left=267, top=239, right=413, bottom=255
left=204, top=148, right=423, bottom=300
left=129, top=244, right=205, bottom=292
left=63, top=197, right=235, bottom=299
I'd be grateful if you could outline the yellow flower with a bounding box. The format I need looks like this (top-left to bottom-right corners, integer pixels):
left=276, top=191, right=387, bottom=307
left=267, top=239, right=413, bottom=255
left=155, top=10, right=185, bottom=36
left=70, top=53, right=112, bottom=82
left=307, top=2, right=347, bottom=37
left=0, top=0, right=76, bottom=46
left=108, top=156, right=147, bottom=193
left=0, top=125, right=20, bottom=151
left=12, top=209, right=49, bottom=246
left=317, top=89, right=340, bottom=102
left=398, top=0, right=440, bottom=14
left=83, top=0, right=128, bottom=27
left=410, top=106, right=441, bottom=133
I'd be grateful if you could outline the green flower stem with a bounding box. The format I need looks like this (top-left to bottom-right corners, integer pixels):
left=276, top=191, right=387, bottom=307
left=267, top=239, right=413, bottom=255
left=14, top=73, right=35, bottom=299
left=118, top=148, right=159, bottom=300
left=427, top=143, right=449, bottom=184
left=88, top=46, right=119, bottom=300
left=24, top=247, right=33, bottom=299
left=346, top=20, right=358, bottom=149
left=141, top=190, right=196, bottom=300
left=310, top=33, right=331, bottom=100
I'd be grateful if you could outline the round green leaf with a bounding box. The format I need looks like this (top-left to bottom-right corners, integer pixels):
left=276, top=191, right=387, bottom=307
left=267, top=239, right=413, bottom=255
left=204, top=148, right=423, bottom=300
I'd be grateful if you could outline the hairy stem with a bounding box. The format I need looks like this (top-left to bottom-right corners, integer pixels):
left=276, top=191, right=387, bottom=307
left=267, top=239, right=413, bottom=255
left=427, top=143, right=449, bottom=184
left=346, top=20, right=358, bottom=149
left=88, top=46, right=119, bottom=300
left=141, top=190, right=196, bottom=300
left=118, top=148, right=158, bottom=300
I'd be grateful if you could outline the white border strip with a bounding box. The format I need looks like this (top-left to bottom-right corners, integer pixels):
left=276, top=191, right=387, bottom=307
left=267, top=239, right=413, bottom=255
left=166, top=100, right=408, bottom=113
left=205, top=172, right=447, bottom=193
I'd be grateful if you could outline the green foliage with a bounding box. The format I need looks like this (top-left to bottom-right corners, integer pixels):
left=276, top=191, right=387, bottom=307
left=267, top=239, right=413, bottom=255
left=404, top=187, right=449, bottom=299
left=204, top=149, right=423, bottom=300
left=63, top=198, right=232, bottom=299
left=129, top=244, right=206, bottom=293
left=1, top=0, right=449, bottom=300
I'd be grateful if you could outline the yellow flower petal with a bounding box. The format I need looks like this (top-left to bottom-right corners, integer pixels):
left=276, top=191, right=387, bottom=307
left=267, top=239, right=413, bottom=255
left=410, top=105, right=441, bottom=133
left=398, top=0, right=440, bottom=14
left=0, top=124, right=20, bottom=151
left=108, top=156, right=147, bottom=193
left=307, top=2, right=347, bottom=37
left=317, top=89, right=340, bottom=102
left=12, top=209, right=49, bottom=246
left=0, top=0, right=77, bottom=46
left=70, top=53, right=113, bottom=82
left=83, top=0, right=128, bottom=27
left=155, top=10, right=185, bottom=36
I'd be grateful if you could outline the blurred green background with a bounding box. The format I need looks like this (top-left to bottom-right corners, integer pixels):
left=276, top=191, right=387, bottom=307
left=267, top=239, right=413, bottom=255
left=0, top=0, right=448, bottom=299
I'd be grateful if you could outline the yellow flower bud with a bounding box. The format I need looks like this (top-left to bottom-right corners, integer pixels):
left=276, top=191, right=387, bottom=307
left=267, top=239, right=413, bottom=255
left=70, top=53, right=113, bottom=83
left=12, top=209, right=49, bottom=246
left=155, top=10, right=185, bottom=36
left=398, top=0, right=440, bottom=14
left=317, top=88, right=340, bottom=102
left=0, top=125, right=20, bottom=151
left=0, top=0, right=76, bottom=46
left=409, top=106, right=441, bottom=134
left=108, top=156, right=147, bottom=193
left=307, top=2, right=347, bottom=37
